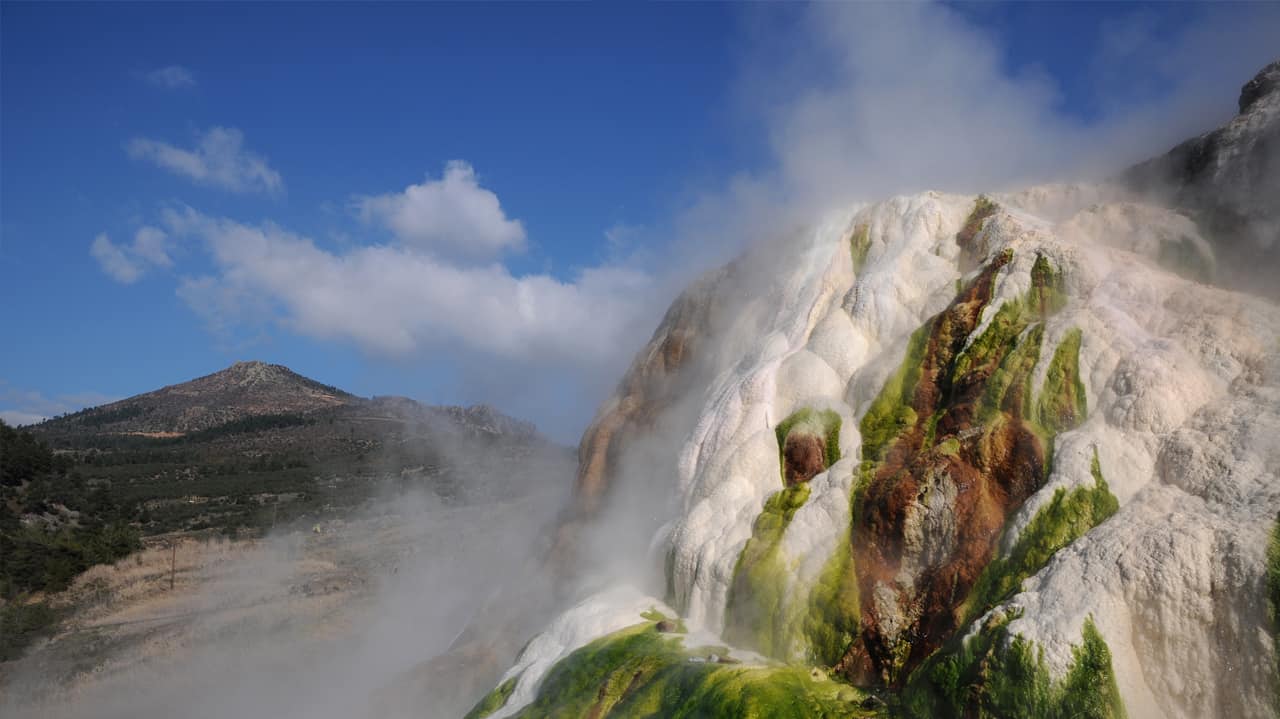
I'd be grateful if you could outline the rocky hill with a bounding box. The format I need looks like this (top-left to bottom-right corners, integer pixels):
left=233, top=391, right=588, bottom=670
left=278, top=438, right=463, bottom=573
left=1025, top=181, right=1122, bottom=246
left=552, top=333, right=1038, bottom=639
left=4, top=362, right=567, bottom=587
left=457, top=61, right=1280, bottom=719
left=34, top=360, right=536, bottom=441
left=46, top=361, right=354, bottom=435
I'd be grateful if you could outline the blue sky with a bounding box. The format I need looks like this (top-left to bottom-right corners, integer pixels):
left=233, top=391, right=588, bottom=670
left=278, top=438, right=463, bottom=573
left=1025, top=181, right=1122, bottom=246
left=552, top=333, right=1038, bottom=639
left=2, top=2, right=1277, bottom=441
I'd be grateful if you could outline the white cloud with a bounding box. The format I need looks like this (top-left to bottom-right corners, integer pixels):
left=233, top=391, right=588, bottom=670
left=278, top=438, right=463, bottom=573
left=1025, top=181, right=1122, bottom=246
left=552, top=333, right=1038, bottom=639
left=131, top=226, right=173, bottom=267
left=127, top=127, right=284, bottom=195
left=90, top=227, right=172, bottom=283
left=162, top=207, right=652, bottom=371
left=146, top=65, right=196, bottom=89
left=603, top=222, right=642, bottom=252
left=91, top=233, right=143, bottom=284
left=356, top=161, right=525, bottom=261
left=0, top=384, right=117, bottom=426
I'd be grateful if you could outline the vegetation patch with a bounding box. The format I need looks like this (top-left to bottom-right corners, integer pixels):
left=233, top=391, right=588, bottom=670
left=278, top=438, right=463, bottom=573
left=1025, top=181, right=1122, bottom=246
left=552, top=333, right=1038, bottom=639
left=0, top=600, right=61, bottom=662
left=465, top=674, right=520, bottom=719
left=859, top=326, right=930, bottom=463
left=802, top=471, right=872, bottom=668
left=641, top=607, right=688, bottom=633
left=1036, top=329, right=1087, bottom=435
left=850, top=224, right=872, bottom=274
left=1, top=420, right=141, bottom=599
left=725, top=407, right=844, bottom=658
left=725, top=483, right=812, bottom=658
left=170, top=413, right=316, bottom=443
left=901, top=613, right=1126, bottom=719
left=509, top=620, right=875, bottom=718
left=1028, top=254, right=1068, bottom=318
left=974, top=322, right=1044, bottom=428
left=0, top=522, right=140, bottom=599
left=956, top=196, right=1000, bottom=267
left=959, top=449, right=1118, bottom=626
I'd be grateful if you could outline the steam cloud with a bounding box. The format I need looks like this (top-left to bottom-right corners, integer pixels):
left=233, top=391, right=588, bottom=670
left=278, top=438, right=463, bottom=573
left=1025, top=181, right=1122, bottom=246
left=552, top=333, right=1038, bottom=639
left=44, top=2, right=1280, bottom=717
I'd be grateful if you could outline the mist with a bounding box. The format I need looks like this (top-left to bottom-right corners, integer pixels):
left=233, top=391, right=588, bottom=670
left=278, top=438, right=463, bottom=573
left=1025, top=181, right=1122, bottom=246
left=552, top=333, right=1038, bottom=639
left=1, top=419, right=573, bottom=719
left=5, top=2, right=1279, bottom=718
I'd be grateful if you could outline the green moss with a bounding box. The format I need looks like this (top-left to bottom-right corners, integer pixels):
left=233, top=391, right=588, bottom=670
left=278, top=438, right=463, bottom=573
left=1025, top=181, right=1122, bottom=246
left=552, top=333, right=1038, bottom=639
left=975, top=323, right=1044, bottom=427
left=950, top=256, right=1080, bottom=469
left=951, top=294, right=1028, bottom=389
left=641, top=608, right=666, bottom=622
left=465, top=675, right=520, bottom=719
left=1029, top=253, right=1068, bottom=318
left=902, top=613, right=1126, bottom=719
left=954, top=254, right=1070, bottom=394
left=750, top=407, right=844, bottom=658
left=1057, top=619, right=1129, bottom=719
left=860, top=325, right=930, bottom=462
left=641, top=607, right=688, bottom=633
left=725, top=483, right=812, bottom=658
left=776, top=407, right=844, bottom=480
left=802, top=470, right=873, bottom=667
left=955, top=196, right=1001, bottom=269
left=959, top=449, right=1118, bottom=626
left=951, top=307, right=1009, bottom=386
left=958, top=196, right=999, bottom=245
left=510, top=621, right=874, bottom=719
left=1037, top=329, right=1087, bottom=434
left=803, top=545, right=859, bottom=668
left=851, top=224, right=872, bottom=274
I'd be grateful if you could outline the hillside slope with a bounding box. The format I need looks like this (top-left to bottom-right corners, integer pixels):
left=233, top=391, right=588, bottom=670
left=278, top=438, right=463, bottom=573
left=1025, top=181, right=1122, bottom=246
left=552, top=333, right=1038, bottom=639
left=1, top=362, right=567, bottom=625
left=16, top=361, right=560, bottom=536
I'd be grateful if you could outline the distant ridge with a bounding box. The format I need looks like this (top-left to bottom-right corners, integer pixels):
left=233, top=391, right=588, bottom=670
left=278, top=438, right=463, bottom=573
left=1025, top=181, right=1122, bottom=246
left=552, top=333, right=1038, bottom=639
left=35, top=360, right=536, bottom=441
left=9, top=360, right=565, bottom=541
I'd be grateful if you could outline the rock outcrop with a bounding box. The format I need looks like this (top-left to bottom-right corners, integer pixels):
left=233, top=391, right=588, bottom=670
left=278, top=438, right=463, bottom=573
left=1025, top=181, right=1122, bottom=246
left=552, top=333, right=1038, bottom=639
left=570, top=265, right=734, bottom=517
left=475, top=62, right=1280, bottom=719
left=1123, top=60, right=1280, bottom=298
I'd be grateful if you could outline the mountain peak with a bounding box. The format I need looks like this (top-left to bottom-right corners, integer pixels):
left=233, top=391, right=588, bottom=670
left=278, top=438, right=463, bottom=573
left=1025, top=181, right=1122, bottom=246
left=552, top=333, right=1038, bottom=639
left=38, top=361, right=354, bottom=435
left=214, top=360, right=327, bottom=389
left=1239, top=59, right=1280, bottom=114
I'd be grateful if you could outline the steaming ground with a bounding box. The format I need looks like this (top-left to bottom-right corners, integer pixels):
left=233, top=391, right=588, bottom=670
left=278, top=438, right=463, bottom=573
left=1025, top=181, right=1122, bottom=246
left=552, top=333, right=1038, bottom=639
left=0, top=481, right=568, bottom=719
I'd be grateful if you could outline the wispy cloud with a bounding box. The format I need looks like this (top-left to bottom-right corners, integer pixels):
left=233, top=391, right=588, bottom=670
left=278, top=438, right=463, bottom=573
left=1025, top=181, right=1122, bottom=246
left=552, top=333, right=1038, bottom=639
left=90, top=227, right=171, bottom=284
left=145, top=65, right=196, bottom=89
left=0, top=383, right=117, bottom=426
left=355, top=161, right=525, bottom=262
left=91, top=233, right=143, bottom=284
left=126, top=127, right=284, bottom=195
left=722, top=2, right=1280, bottom=224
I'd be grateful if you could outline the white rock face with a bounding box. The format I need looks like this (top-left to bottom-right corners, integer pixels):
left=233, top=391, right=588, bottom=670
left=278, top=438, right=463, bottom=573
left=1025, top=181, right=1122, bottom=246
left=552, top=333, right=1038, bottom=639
left=494, top=187, right=1280, bottom=718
